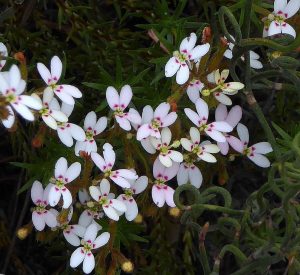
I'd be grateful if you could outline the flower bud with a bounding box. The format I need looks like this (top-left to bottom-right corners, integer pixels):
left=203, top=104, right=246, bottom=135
left=17, top=226, right=31, bottom=240
left=169, top=207, right=181, bottom=217
left=171, top=140, right=181, bottom=148
left=134, top=214, right=143, bottom=224
left=121, top=260, right=134, bottom=273
left=201, top=89, right=211, bottom=97
left=87, top=201, right=94, bottom=208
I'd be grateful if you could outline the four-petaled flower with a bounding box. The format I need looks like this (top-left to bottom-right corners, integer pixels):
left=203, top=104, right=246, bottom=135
left=184, top=98, right=233, bottom=142
left=48, top=157, right=81, bottom=208
left=152, top=158, right=179, bottom=207
left=136, top=102, right=177, bottom=140
left=165, top=33, right=210, bottom=84
left=0, top=65, right=42, bottom=122
left=117, top=176, right=148, bottom=221
left=186, top=79, right=204, bottom=103
left=106, top=85, right=141, bottom=130
left=31, top=181, right=58, bottom=231
left=70, top=223, right=110, bottom=274
left=75, top=111, right=107, bottom=156
left=37, top=56, right=82, bottom=105
left=91, top=143, right=138, bottom=188
left=263, top=0, right=300, bottom=38
left=89, top=179, right=127, bottom=221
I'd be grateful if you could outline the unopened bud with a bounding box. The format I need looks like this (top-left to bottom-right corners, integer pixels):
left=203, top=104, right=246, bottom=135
left=17, top=227, right=30, bottom=240
left=126, top=133, right=133, bottom=140
left=228, top=154, right=235, bottom=161
left=87, top=201, right=94, bottom=208
left=201, top=89, right=211, bottom=97
left=121, top=261, right=134, bottom=273
left=169, top=207, right=181, bottom=217
left=267, top=14, right=274, bottom=21
left=134, top=214, right=143, bottom=224
left=272, top=51, right=282, bottom=59
left=171, top=140, right=181, bottom=148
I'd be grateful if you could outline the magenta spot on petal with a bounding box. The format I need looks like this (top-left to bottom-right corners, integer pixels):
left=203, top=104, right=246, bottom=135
left=55, top=187, right=59, bottom=191
left=81, top=249, right=85, bottom=254
left=164, top=176, right=168, bottom=180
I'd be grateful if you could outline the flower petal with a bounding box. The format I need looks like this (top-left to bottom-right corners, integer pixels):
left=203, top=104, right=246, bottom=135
left=159, top=154, right=173, bottom=167
left=215, top=104, right=228, bottom=121
left=190, top=127, right=200, bottom=144
left=48, top=185, right=61, bottom=207
left=176, top=64, right=189, bottom=85
left=115, top=116, right=131, bottom=131
left=226, top=105, right=242, bottom=128
left=50, top=56, right=62, bottom=81
left=57, top=126, right=73, bottom=147
left=237, top=123, right=249, bottom=144
left=251, top=142, right=273, bottom=154
left=119, top=85, right=132, bottom=109
left=83, top=252, right=95, bottom=274
left=281, top=22, right=296, bottom=38
left=161, top=112, right=177, bottom=127
left=131, top=176, right=148, bottom=194
left=44, top=210, right=58, bottom=228
left=184, top=108, right=200, bottom=127
left=61, top=188, right=72, bottom=208
left=214, top=92, right=232, bottom=105
left=165, top=57, right=180, bottom=77
left=84, top=111, right=97, bottom=130
left=94, top=116, right=107, bottom=135
left=180, top=138, right=193, bottom=152
left=91, top=152, right=106, bottom=171
left=55, top=157, right=68, bottom=178
left=89, top=186, right=101, bottom=201
left=164, top=186, right=175, bottom=207
left=93, top=232, right=110, bottom=249
left=84, top=223, right=98, bottom=242
left=177, top=163, right=189, bottom=185
left=61, top=85, right=82, bottom=98
left=65, top=162, right=81, bottom=183
left=103, top=206, right=120, bottom=221
left=32, top=212, right=46, bottom=231
left=70, top=124, right=86, bottom=141
left=70, top=247, right=86, bottom=268
left=100, top=179, right=110, bottom=196
left=180, top=33, right=197, bottom=52
left=151, top=185, right=165, bottom=207
left=164, top=162, right=180, bottom=180
left=283, top=0, right=300, bottom=18
left=195, top=98, right=209, bottom=120
left=188, top=165, right=203, bottom=188
left=11, top=103, right=34, bottom=121
left=106, top=86, right=119, bottom=110
left=205, top=129, right=226, bottom=142
left=227, top=136, right=244, bottom=153
left=161, top=127, right=172, bottom=145
left=64, top=231, right=81, bottom=246
left=141, top=137, right=156, bottom=154
left=136, top=123, right=152, bottom=141
left=31, top=180, right=43, bottom=204
left=190, top=43, right=210, bottom=60
left=248, top=153, right=271, bottom=168
left=268, top=21, right=282, bottom=37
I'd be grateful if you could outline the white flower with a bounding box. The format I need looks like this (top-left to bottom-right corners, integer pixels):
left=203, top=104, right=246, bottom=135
left=31, top=181, right=58, bottom=231
left=205, top=69, right=244, bottom=105
left=56, top=207, right=86, bottom=246
left=150, top=127, right=183, bottom=167
left=184, top=98, right=233, bottom=142
left=75, top=111, right=107, bottom=156
left=136, top=102, right=177, bottom=141
left=215, top=104, right=243, bottom=155
left=224, top=37, right=263, bottom=69
left=89, top=179, right=127, bottom=221
left=0, top=43, right=8, bottom=71
left=37, top=56, right=82, bottom=105
left=91, top=143, right=138, bottom=188
left=152, top=158, right=179, bottom=208
left=31, top=89, right=68, bottom=130
left=181, top=127, right=220, bottom=163
left=117, top=176, right=148, bottom=221
left=177, top=161, right=203, bottom=188
left=234, top=123, right=273, bottom=167
left=165, top=33, right=210, bottom=84
left=48, top=157, right=81, bottom=208
left=70, top=224, right=110, bottom=274
left=263, top=0, right=300, bottom=38
left=106, top=85, right=141, bottom=131
left=0, top=65, right=42, bottom=122
left=186, top=79, right=204, bottom=103
left=49, top=99, right=85, bottom=147
left=79, top=209, right=104, bottom=228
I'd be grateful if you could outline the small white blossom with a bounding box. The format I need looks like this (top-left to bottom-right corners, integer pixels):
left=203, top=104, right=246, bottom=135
left=31, top=181, right=58, bottom=231
left=152, top=158, right=179, bottom=208
left=136, top=102, right=177, bottom=141
left=177, top=160, right=203, bottom=188
left=117, top=176, right=148, bottom=221
left=186, top=79, right=204, bottom=103
left=106, top=85, right=141, bottom=131
left=0, top=65, right=42, bottom=123
left=91, top=143, right=138, bottom=188
left=48, top=157, right=81, bottom=208
left=165, top=33, right=210, bottom=84
left=75, top=111, right=107, bottom=156
left=89, top=179, right=127, bottom=221
left=184, top=98, right=233, bottom=142
left=37, top=56, right=82, bottom=105
left=70, top=224, right=110, bottom=274
left=263, top=0, right=300, bottom=38
left=0, top=43, right=8, bottom=71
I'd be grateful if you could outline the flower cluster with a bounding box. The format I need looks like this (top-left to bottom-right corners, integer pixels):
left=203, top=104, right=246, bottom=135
left=1, top=23, right=275, bottom=273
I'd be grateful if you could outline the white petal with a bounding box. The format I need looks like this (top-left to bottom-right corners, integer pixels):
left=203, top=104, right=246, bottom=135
left=176, top=64, right=189, bottom=85
left=44, top=210, right=58, bottom=227
left=180, top=138, right=193, bottom=152
left=69, top=123, right=85, bottom=141
left=51, top=110, right=68, bottom=122
left=84, top=223, right=98, bottom=242
left=227, top=136, right=244, bottom=153
left=117, top=169, right=137, bottom=180
left=84, top=111, right=96, bottom=130
left=214, top=92, right=232, bottom=105
left=61, top=102, right=74, bottom=117
left=64, top=231, right=81, bottom=246
left=169, top=150, right=183, bottom=163
left=91, top=152, right=106, bottom=171
left=49, top=96, right=60, bottom=110
left=177, top=163, right=189, bottom=185
left=161, top=127, right=172, bottom=145
left=237, top=123, right=249, bottom=144
left=164, top=186, right=175, bottom=207
left=127, top=109, right=142, bottom=125
left=123, top=199, right=138, bottom=221
left=161, top=112, right=177, bottom=127
left=203, top=144, right=220, bottom=153
left=224, top=49, right=233, bottom=59
left=83, top=252, right=95, bottom=274
left=131, top=176, right=148, bottom=194
left=111, top=199, right=127, bottom=212
left=250, top=59, right=263, bottom=69
left=141, top=105, right=154, bottom=123
left=281, top=22, right=296, bottom=38
left=55, top=157, right=68, bottom=178
left=1, top=106, right=15, bottom=128
left=110, top=176, right=131, bottom=188
left=226, top=105, right=242, bottom=128
left=164, top=162, right=180, bottom=180
left=268, top=21, right=282, bottom=37
left=159, top=154, right=173, bottom=167
left=31, top=180, right=43, bottom=204
left=115, top=116, right=131, bottom=131
left=274, top=0, right=287, bottom=14
left=9, top=65, right=21, bottom=89
left=205, top=129, right=226, bottom=142
left=65, top=162, right=81, bottom=183
left=248, top=153, right=270, bottom=168
left=153, top=158, right=165, bottom=179
left=151, top=185, right=166, bottom=207
left=11, top=103, right=34, bottom=121
left=106, top=86, right=119, bottom=110
left=215, top=104, right=227, bottom=121
left=94, top=116, right=107, bottom=135
left=103, top=143, right=115, bottom=167
left=70, top=247, right=86, bottom=268
left=141, top=137, right=156, bottom=154
left=136, top=123, right=152, bottom=140
left=283, top=0, right=300, bottom=18
left=57, top=126, right=73, bottom=147
left=78, top=210, right=93, bottom=227
left=195, top=98, right=209, bottom=120
left=54, top=89, right=75, bottom=105
left=212, top=121, right=233, bottom=132
left=187, top=85, right=200, bottom=103
left=50, top=56, right=62, bottom=81
left=119, top=85, right=132, bottom=109
left=20, top=95, right=42, bottom=110
left=61, top=85, right=82, bottom=98
left=100, top=179, right=110, bottom=195
left=72, top=224, right=86, bottom=237
left=188, top=165, right=203, bottom=188
left=190, top=43, right=210, bottom=60
left=218, top=141, right=229, bottom=155
left=190, top=127, right=200, bottom=144
left=61, top=188, right=72, bottom=208
left=184, top=108, right=200, bottom=127
left=180, top=33, right=197, bottom=52
left=251, top=142, right=273, bottom=154
left=165, top=57, right=180, bottom=77
left=154, top=102, right=170, bottom=119
left=48, top=185, right=61, bottom=207
left=89, top=186, right=101, bottom=201
left=103, top=206, right=120, bottom=221
left=32, top=212, right=46, bottom=231
left=93, top=232, right=110, bottom=249
left=199, top=152, right=217, bottom=163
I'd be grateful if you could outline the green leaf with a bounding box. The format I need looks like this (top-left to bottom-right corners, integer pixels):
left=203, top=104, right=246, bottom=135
left=272, top=122, right=292, bottom=141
